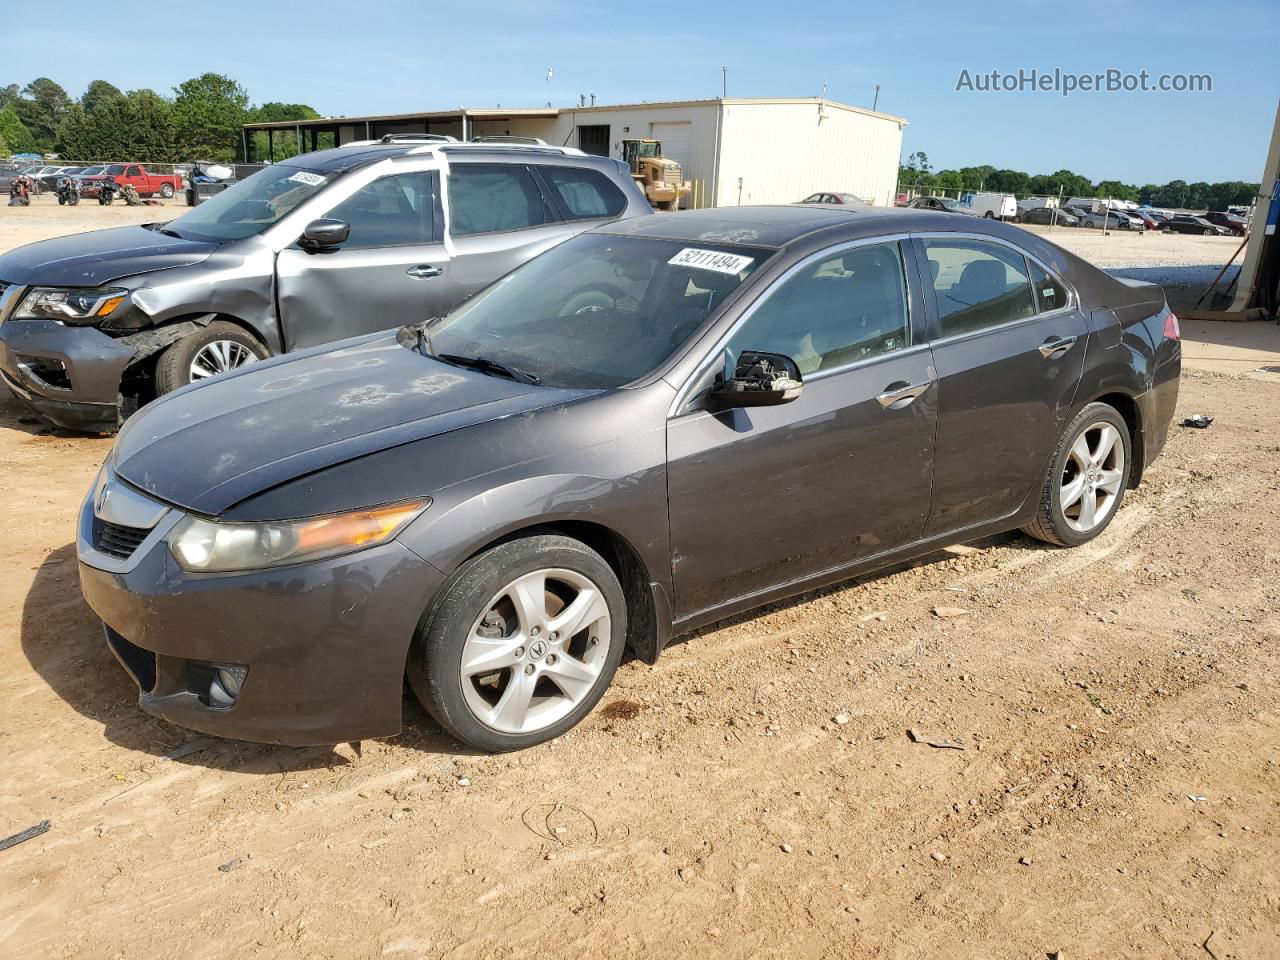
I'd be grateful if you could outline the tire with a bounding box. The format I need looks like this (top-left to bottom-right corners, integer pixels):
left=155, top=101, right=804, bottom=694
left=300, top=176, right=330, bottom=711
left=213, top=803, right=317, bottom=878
left=153, top=321, right=268, bottom=394
left=57, top=195, right=66, bottom=205
left=69, top=194, right=78, bottom=206
left=1023, top=402, right=1132, bottom=547
left=1203, top=228, right=1213, bottom=236
left=984, top=211, right=995, bottom=219
left=408, top=534, right=627, bottom=751
left=159, top=183, right=174, bottom=198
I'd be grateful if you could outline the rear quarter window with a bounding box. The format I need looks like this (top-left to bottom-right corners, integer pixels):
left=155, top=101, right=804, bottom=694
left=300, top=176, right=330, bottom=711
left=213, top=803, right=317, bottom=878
left=539, top=165, right=627, bottom=221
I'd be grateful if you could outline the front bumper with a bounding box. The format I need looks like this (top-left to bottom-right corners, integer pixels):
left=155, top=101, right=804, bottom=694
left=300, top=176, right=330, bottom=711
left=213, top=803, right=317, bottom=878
left=0, top=311, right=135, bottom=432
left=76, top=482, right=445, bottom=745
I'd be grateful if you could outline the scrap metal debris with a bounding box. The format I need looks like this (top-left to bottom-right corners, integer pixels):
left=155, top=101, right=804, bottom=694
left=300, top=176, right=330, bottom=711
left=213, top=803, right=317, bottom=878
left=0, top=820, right=51, bottom=852
left=163, top=737, right=216, bottom=761
left=907, top=728, right=965, bottom=750
left=1182, top=414, right=1214, bottom=429
left=217, top=858, right=242, bottom=873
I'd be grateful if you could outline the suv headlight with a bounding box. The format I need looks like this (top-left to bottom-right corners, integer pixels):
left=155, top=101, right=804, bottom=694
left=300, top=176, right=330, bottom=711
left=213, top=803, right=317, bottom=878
left=14, top=287, right=128, bottom=323
left=169, top=500, right=428, bottom=573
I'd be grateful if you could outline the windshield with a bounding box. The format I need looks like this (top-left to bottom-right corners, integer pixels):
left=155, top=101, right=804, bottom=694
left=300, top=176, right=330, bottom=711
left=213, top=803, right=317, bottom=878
left=427, top=234, right=768, bottom=389
left=104, top=164, right=125, bottom=175
left=79, top=166, right=104, bottom=176
left=166, top=164, right=336, bottom=242
left=937, top=197, right=962, bottom=210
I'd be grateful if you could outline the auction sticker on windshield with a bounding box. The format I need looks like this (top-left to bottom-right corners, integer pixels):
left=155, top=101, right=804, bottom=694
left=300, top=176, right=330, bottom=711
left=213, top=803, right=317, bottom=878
left=668, top=248, right=755, bottom=275
left=287, top=171, right=326, bottom=187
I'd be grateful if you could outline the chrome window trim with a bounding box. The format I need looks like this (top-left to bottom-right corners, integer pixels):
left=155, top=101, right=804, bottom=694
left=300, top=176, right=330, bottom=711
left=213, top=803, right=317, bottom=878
left=912, top=231, right=1080, bottom=347
left=667, top=233, right=914, bottom=419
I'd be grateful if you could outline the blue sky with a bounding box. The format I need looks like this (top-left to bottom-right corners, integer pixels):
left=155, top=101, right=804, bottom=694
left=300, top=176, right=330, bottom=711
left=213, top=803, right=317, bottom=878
left=2, top=0, right=1275, bottom=183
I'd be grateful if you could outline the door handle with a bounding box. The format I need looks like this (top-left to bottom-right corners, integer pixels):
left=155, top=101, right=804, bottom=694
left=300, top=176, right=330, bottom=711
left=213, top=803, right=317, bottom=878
left=1038, top=335, right=1078, bottom=357
left=876, top=380, right=931, bottom=409
left=407, top=264, right=443, bottom=279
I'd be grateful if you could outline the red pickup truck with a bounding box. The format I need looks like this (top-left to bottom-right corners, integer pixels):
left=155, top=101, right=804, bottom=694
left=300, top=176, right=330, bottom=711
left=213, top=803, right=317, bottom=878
left=80, top=163, right=183, bottom=199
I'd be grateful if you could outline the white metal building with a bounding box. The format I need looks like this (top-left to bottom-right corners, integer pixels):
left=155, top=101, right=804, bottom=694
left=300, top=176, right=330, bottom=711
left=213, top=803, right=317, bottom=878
left=244, top=97, right=909, bottom=209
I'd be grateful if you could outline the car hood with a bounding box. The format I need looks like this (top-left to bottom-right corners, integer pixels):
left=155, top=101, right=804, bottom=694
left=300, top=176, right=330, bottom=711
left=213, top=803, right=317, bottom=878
left=112, top=334, right=595, bottom=516
left=0, top=225, right=216, bottom=287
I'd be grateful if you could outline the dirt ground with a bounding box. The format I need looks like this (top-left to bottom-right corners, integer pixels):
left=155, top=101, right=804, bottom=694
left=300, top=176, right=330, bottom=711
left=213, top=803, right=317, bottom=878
left=2, top=200, right=1279, bottom=960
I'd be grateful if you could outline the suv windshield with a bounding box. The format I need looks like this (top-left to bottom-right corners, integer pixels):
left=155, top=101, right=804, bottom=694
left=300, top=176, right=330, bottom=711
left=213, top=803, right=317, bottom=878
left=427, top=234, right=768, bottom=389
left=166, top=164, right=336, bottom=242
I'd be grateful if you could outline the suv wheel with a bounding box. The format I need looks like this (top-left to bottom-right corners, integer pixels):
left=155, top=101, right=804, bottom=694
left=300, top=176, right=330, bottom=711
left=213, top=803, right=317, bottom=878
left=154, top=321, right=268, bottom=394
left=1023, top=402, right=1131, bottom=547
left=408, top=534, right=627, bottom=751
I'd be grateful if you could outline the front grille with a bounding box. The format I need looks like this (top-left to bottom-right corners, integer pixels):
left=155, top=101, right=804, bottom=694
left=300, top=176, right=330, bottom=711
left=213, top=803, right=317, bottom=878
left=94, top=518, right=151, bottom=560
left=663, top=166, right=682, bottom=185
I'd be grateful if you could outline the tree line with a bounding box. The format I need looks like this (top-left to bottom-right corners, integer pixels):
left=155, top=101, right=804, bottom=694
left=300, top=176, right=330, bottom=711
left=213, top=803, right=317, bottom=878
left=899, top=152, right=1259, bottom=212
left=0, top=75, right=321, bottom=164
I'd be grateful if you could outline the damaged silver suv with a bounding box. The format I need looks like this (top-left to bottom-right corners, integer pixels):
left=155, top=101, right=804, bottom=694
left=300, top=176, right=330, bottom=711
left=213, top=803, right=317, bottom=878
left=0, top=136, right=649, bottom=432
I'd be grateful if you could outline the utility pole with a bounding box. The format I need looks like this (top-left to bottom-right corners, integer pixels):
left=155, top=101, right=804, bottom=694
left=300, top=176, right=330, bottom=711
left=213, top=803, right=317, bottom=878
left=873, top=84, right=880, bottom=111
left=722, top=66, right=728, bottom=99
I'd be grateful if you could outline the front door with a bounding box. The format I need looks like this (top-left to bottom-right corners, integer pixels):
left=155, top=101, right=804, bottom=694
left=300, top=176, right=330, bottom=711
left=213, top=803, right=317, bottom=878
left=666, top=240, right=937, bottom=618
left=276, top=170, right=450, bottom=351
left=916, top=236, right=1090, bottom=537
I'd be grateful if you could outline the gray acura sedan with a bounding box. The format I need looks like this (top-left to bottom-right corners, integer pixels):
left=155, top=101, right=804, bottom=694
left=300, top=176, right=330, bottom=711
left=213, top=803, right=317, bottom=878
left=77, top=205, right=1181, bottom=751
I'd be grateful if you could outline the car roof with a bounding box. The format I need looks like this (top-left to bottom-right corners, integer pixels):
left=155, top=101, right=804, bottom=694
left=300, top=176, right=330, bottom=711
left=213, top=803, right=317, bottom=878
left=598, top=204, right=952, bottom=249
left=279, top=140, right=600, bottom=174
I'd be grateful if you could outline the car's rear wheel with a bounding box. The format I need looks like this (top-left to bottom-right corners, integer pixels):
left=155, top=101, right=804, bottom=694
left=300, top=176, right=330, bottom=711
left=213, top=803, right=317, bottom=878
left=1203, top=228, right=1214, bottom=236
left=1023, top=402, right=1131, bottom=547
left=159, top=183, right=174, bottom=198
left=154, top=321, right=268, bottom=394
left=408, top=534, right=626, bottom=751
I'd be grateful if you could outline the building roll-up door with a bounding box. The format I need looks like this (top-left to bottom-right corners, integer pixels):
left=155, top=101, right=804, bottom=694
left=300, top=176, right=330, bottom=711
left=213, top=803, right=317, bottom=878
left=650, top=121, right=692, bottom=207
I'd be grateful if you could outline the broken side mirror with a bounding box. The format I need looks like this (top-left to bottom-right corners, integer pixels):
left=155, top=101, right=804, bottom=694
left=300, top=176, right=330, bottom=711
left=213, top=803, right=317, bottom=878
left=298, top=218, right=350, bottom=251
left=707, top=350, right=804, bottom=410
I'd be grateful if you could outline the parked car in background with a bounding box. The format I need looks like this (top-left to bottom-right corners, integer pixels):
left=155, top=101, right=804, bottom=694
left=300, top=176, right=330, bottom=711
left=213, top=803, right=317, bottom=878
left=1018, top=206, right=1080, bottom=227
left=905, top=195, right=976, bottom=215
left=1201, top=211, right=1248, bottom=236
left=959, top=192, right=1018, bottom=221
left=1074, top=208, right=1143, bottom=230
left=1126, top=210, right=1162, bottom=231
left=1163, top=214, right=1232, bottom=236
left=798, top=192, right=869, bottom=206
left=0, top=164, right=45, bottom=192
left=0, top=137, right=650, bottom=432
left=78, top=163, right=183, bottom=199
left=75, top=204, right=1181, bottom=750
left=36, top=166, right=83, bottom=191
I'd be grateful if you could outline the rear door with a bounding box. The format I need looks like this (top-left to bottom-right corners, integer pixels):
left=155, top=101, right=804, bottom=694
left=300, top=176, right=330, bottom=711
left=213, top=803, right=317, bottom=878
left=666, top=239, right=937, bottom=617
left=915, top=235, right=1089, bottom=538
left=276, top=170, right=449, bottom=350
left=443, top=162, right=578, bottom=303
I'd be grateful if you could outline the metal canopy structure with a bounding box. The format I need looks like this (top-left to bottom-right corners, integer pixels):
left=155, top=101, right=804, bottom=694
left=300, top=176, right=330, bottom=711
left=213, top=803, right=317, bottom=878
left=241, top=108, right=561, bottom=162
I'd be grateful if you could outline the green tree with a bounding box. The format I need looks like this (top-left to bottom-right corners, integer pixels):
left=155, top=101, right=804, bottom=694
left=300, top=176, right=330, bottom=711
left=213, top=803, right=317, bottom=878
left=987, top=168, right=1030, bottom=194
left=81, top=80, right=124, bottom=115
left=56, top=89, right=176, bottom=162
left=1095, top=180, right=1138, bottom=202
left=248, top=101, right=321, bottom=161
left=933, top=170, right=964, bottom=194
left=15, top=77, right=72, bottom=149
left=1185, top=181, right=1212, bottom=209
left=1151, top=179, right=1187, bottom=208
left=0, top=107, right=38, bottom=154
left=171, top=73, right=249, bottom=162
left=0, top=84, right=18, bottom=111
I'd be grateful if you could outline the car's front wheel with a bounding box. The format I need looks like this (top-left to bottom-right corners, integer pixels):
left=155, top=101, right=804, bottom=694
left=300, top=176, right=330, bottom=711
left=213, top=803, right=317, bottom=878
left=408, top=534, right=627, bottom=751
left=1023, top=402, right=1131, bottom=547
left=154, top=321, right=268, bottom=394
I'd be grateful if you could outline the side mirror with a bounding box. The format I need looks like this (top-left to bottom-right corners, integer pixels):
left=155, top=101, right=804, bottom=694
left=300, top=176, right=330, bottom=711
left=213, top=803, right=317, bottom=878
left=298, top=218, right=350, bottom=251
left=708, top=351, right=804, bottom=410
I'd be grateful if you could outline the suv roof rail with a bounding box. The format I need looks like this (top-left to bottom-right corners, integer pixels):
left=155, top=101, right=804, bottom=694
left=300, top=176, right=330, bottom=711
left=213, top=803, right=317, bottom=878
left=469, top=135, right=548, bottom=145
left=426, top=142, right=588, bottom=158
left=342, top=134, right=460, bottom=147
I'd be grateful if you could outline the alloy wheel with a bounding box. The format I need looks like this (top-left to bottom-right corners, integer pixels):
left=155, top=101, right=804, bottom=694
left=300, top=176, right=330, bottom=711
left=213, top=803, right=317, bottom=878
left=460, top=568, right=612, bottom=734
left=189, top=340, right=256, bottom=381
left=1060, top=421, right=1125, bottom=533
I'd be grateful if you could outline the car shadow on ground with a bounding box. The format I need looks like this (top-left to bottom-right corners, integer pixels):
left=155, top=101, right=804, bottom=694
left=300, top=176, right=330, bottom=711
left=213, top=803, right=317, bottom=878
left=21, top=543, right=482, bottom=776
left=0, top=394, right=101, bottom=439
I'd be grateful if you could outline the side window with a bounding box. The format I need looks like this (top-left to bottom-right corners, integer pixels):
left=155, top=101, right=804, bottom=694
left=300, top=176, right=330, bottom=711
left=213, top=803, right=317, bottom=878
left=725, top=242, right=910, bottom=376
left=539, top=165, right=626, bottom=221
left=448, top=164, right=554, bottom=237
left=1028, top=260, right=1069, bottom=313
left=126, top=166, right=141, bottom=178
left=325, top=172, right=436, bottom=249
left=923, top=239, right=1036, bottom=337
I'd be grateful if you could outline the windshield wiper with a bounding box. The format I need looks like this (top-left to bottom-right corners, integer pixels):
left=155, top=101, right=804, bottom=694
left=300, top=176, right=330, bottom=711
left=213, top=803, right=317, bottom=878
left=405, top=316, right=444, bottom=358
left=438, top=353, right=541, bottom=385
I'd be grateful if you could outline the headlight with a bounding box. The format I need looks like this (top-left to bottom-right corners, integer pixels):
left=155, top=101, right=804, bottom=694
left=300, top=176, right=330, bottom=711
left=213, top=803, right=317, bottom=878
left=169, top=500, right=428, bottom=573
left=14, top=287, right=128, bottom=323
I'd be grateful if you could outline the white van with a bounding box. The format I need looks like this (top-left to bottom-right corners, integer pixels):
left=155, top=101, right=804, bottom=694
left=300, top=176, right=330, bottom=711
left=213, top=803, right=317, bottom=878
left=1017, top=195, right=1059, bottom=214
left=959, top=192, right=1018, bottom=220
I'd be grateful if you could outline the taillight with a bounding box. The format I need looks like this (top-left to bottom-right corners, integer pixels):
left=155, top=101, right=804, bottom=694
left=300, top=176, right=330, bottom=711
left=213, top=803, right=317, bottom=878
left=1163, top=312, right=1180, bottom=340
